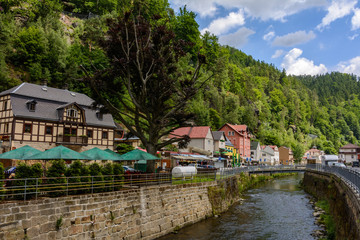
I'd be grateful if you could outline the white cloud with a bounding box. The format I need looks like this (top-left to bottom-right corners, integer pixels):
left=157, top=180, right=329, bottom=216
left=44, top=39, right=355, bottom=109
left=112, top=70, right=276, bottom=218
left=263, top=31, right=275, bottom=41
left=316, top=0, right=357, bottom=30
left=170, top=0, right=326, bottom=20
left=170, top=0, right=218, bottom=18
left=349, top=33, right=359, bottom=40
left=218, top=27, right=255, bottom=48
left=201, top=10, right=245, bottom=35
left=272, top=50, right=284, bottom=59
left=281, top=48, right=328, bottom=75
left=351, top=8, right=360, bottom=30
left=337, top=56, right=360, bottom=76
left=272, top=31, right=316, bottom=47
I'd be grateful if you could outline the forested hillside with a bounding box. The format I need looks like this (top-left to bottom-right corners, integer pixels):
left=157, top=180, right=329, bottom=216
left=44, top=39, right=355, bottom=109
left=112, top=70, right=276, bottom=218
left=0, top=0, right=358, bottom=156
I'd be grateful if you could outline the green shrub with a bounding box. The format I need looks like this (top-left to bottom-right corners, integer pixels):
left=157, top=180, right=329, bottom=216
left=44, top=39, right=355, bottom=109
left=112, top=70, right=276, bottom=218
left=12, top=163, right=42, bottom=200
left=46, top=159, right=67, bottom=197
left=89, top=163, right=104, bottom=193
left=113, top=163, right=124, bottom=190
left=0, top=162, right=5, bottom=199
left=0, top=162, right=4, bottom=179
left=65, top=160, right=89, bottom=194
left=101, top=163, right=113, bottom=192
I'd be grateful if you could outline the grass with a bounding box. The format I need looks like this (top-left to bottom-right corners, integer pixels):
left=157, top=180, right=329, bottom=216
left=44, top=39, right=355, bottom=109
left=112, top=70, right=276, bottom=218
left=316, top=200, right=335, bottom=240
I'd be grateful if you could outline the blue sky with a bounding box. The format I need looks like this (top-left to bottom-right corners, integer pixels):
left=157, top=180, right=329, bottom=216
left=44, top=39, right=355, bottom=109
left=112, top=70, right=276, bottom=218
left=169, top=0, right=360, bottom=76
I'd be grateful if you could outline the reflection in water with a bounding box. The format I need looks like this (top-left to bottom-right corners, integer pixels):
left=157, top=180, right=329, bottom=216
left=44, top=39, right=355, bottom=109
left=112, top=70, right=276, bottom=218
left=158, top=174, right=319, bottom=240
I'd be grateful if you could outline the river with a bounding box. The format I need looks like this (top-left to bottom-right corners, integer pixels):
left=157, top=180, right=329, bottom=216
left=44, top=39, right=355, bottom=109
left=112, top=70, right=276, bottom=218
left=158, top=173, right=320, bottom=240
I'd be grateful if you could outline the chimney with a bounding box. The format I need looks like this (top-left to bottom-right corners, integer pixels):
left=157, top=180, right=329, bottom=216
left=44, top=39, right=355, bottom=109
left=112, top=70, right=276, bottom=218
left=42, top=79, right=48, bottom=86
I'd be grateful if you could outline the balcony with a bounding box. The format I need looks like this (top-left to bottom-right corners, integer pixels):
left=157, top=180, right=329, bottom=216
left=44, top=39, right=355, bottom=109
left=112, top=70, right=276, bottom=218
left=56, top=135, right=88, bottom=146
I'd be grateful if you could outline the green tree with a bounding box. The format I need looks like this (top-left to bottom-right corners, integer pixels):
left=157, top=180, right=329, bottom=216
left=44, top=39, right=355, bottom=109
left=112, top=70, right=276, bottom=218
left=116, top=143, right=135, bottom=155
left=83, top=1, right=206, bottom=172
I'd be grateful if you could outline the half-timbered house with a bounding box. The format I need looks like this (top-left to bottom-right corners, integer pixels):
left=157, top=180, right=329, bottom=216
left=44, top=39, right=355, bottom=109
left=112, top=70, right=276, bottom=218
left=0, top=83, right=116, bottom=152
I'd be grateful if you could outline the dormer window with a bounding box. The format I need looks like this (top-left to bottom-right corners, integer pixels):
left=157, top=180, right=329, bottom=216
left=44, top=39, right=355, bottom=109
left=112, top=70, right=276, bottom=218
left=96, top=111, right=103, bottom=120
left=67, top=108, right=78, bottom=118
left=26, top=100, right=37, bottom=112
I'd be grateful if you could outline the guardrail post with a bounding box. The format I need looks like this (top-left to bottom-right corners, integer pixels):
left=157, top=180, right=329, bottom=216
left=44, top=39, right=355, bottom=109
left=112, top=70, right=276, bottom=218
left=35, top=178, right=38, bottom=200
left=24, top=179, right=27, bottom=201
left=66, top=177, right=69, bottom=196
left=91, top=176, right=94, bottom=194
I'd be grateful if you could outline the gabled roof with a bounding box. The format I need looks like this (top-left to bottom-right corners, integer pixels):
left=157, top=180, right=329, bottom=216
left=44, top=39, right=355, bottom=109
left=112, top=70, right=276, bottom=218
left=250, top=141, right=260, bottom=150
left=170, top=126, right=211, bottom=139
left=268, top=145, right=278, bottom=151
left=218, top=123, right=249, bottom=136
left=212, top=131, right=226, bottom=141
left=2, top=83, right=116, bottom=128
left=0, top=82, right=94, bottom=106
left=262, top=145, right=275, bottom=155
left=340, top=143, right=360, bottom=149
left=225, top=137, right=234, bottom=147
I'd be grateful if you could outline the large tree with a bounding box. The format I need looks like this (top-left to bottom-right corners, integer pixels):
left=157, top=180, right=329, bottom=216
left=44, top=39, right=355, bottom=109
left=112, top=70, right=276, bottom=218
left=82, top=1, right=206, bottom=172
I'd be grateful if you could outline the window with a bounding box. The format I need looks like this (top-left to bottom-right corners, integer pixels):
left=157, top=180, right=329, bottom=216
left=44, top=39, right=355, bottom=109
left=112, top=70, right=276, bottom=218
left=96, top=112, right=103, bottom=120
left=232, top=131, right=235, bottom=136
left=87, top=130, right=93, bottom=138
left=102, top=131, right=108, bottom=139
left=45, top=126, right=53, bottom=135
left=3, top=101, right=7, bottom=111
left=64, top=128, right=77, bottom=135
left=228, top=131, right=231, bottom=136
left=29, top=103, right=36, bottom=111
left=5, top=123, right=9, bottom=133
left=24, top=124, right=32, bottom=133
left=67, top=108, right=78, bottom=118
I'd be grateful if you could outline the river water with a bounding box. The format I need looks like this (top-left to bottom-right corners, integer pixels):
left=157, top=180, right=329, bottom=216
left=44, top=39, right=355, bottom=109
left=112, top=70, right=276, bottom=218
left=159, top=173, right=320, bottom=240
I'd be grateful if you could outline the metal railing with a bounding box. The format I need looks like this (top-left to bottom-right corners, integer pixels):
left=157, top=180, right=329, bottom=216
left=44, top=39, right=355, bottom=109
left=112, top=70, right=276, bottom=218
left=306, top=164, right=360, bottom=195
left=0, top=165, right=306, bottom=201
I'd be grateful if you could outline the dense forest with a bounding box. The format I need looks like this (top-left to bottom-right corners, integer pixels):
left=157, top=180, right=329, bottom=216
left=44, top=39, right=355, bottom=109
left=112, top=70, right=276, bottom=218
left=0, top=0, right=359, bottom=158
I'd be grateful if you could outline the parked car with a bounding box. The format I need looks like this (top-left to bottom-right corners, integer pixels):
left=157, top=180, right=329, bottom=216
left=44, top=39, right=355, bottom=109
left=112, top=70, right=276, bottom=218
left=352, top=161, right=359, bottom=167
left=330, top=162, right=346, bottom=168
left=123, top=166, right=141, bottom=174
left=197, top=165, right=217, bottom=169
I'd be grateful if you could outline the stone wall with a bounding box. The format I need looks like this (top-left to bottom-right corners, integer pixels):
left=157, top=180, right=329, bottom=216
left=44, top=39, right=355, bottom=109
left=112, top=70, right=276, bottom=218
left=0, top=181, right=219, bottom=240
left=303, top=170, right=360, bottom=240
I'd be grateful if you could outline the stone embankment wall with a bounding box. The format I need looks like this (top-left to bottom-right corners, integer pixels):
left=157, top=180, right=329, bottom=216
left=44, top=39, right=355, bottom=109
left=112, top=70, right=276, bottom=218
left=303, top=170, right=360, bottom=239
left=0, top=180, right=238, bottom=240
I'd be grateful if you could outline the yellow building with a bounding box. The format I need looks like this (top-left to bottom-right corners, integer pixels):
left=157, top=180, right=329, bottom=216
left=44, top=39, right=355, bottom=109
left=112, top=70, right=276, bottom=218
left=0, top=83, right=116, bottom=153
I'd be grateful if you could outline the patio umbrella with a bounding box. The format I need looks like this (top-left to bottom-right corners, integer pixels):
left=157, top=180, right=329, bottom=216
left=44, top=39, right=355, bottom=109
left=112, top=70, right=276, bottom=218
left=119, top=149, right=160, bottom=161
left=24, top=145, right=89, bottom=160
left=82, top=147, right=122, bottom=160
left=104, top=149, right=123, bottom=160
left=0, top=145, right=42, bottom=160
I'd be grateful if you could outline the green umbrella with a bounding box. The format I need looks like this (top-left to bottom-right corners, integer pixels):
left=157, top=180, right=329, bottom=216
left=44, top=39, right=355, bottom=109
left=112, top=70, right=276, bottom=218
left=104, top=149, right=123, bottom=160
left=119, top=149, right=159, bottom=161
left=24, top=145, right=89, bottom=160
left=82, top=147, right=122, bottom=160
left=0, top=145, right=42, bottom=160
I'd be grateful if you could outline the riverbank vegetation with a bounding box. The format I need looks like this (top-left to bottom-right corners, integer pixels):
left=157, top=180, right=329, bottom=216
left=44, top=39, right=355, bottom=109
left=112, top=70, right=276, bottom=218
left=316, top=200, right=336, bottom=240
left=1, top=0, right=360, bottom=155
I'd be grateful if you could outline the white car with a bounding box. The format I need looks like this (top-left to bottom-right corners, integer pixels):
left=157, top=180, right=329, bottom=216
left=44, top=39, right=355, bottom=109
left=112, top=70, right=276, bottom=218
left=330, top=162, right=346, bottom=168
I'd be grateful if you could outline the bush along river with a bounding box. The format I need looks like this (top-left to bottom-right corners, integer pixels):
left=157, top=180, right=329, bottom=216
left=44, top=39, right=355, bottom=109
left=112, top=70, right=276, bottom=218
left=158, top=173, right=326, bottom=240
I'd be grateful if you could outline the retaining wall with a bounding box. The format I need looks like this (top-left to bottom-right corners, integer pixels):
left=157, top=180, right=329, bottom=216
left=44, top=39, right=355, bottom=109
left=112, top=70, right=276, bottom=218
left=303, top=170, right=360, bottom=239
left=0, top=181, right=219, bottom=240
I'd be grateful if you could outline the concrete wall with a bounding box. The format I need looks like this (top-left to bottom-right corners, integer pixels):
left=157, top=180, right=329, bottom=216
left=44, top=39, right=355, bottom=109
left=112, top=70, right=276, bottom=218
left=0, top=182, right=219, bottom=240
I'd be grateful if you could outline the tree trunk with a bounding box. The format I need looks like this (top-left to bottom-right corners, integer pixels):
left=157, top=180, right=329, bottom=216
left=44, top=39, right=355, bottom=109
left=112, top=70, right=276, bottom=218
left=146, top=143, right=157, bottom=173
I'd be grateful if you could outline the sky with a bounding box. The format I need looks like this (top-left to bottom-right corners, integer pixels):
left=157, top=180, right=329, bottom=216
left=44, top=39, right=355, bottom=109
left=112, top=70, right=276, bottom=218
left=169, top=0, right=360, bottom=76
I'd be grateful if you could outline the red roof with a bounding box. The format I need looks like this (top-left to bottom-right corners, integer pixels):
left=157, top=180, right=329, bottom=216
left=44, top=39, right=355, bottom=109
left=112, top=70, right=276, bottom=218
left=170, top=126, right=211, bottom=139
left=340, top=143, right=360, bottom=149
left=219, top=123, right=248, bottom=136
left=268, top=145, right=278, bottom=151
